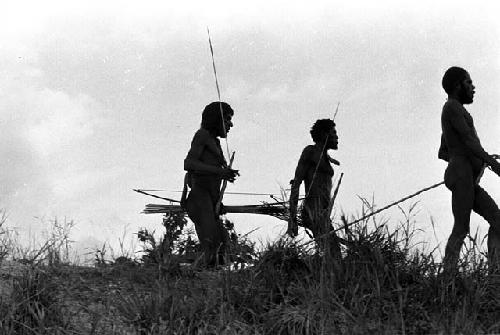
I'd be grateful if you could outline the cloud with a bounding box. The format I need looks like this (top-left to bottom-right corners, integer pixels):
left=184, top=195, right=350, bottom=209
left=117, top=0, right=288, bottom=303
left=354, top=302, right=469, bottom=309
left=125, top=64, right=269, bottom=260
left=0, top=45, right=112, bottom=225
left=25, top=90, right=103, bottom=157
left=0, top=1, right=498, bottom=251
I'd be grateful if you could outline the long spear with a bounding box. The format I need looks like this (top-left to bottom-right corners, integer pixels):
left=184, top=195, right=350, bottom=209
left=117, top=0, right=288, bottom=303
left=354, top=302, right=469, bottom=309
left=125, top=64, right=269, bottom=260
left=207, top=27, right=235, bottom=217
left=299, top=180, right=445, bottom=248
left=207, top=27, right=231, bottom=159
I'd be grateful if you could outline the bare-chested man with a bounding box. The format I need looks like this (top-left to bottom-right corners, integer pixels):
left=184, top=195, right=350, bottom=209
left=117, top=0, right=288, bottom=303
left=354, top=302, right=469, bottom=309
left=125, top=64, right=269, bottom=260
left=439, top=66, right=500, bottom=273
left=183, top=101, right=239, bottom=267
left=287, top=119, right=342, bottom=260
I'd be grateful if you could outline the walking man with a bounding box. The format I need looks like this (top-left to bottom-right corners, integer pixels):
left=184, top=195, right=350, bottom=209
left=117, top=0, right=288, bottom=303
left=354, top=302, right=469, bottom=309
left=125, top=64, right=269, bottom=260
left=183, top=101, right=239, bottom=267
left=288, top=119, right=342, bottom=262
left=439, top=66, right=500, bottom=273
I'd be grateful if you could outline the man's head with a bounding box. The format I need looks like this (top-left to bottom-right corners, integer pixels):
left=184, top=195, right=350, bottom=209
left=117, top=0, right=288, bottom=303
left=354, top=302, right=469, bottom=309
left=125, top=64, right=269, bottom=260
left=442, top=66, right=475, bottom=104
left=201, top=102, right=234, bottom=137
left=310, top=119, right=338, bottom=149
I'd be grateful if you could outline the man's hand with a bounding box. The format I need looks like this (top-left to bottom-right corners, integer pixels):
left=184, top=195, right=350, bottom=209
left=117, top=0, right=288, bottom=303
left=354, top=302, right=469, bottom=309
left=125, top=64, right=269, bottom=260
left=489, top=156, right=500, bottom=177
left=219, top=203, right=227, bottom=215
left=287, top=217, right=298, bottom=237
left=491, top=163, right=500, bottom=177
left=221, top=168, right=239, bottom=182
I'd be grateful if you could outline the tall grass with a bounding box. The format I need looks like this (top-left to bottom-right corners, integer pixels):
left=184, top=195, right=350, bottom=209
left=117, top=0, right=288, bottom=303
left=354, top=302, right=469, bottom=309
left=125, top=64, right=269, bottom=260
left=1, top=204, right=499, bottom=334
left=0, top=215, right=78, bottom=334
left=108, top=203, right=500, bottom=334
left=0, top=209, right=14, bottom=266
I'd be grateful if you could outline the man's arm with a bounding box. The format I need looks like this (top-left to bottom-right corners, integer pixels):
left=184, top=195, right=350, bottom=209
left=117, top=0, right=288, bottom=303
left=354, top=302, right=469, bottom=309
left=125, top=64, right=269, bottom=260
left=447, top=108, right=500, bottom=174
left=438, top=135, right=449, bottom=162
left=184, top=130, right=222, bottom=174
left=287, top=148, right=310, bottom=237
left=184, top=130, right=238, bottom=180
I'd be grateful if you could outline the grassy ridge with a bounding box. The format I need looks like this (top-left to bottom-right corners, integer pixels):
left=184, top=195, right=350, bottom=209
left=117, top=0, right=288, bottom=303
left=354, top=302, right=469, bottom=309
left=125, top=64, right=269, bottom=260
left=0, top=206, right=500, bottom=334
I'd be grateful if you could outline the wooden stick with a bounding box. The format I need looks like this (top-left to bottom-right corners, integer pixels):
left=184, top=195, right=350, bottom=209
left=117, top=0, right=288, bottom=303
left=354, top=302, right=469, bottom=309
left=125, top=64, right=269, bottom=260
left=299, top=180, right=445, bottom=248
left=215, top=151, right=235, bottom=216
left=327, top=172, right=344, bottom=218
left=133, top=189, right=180, bottom=203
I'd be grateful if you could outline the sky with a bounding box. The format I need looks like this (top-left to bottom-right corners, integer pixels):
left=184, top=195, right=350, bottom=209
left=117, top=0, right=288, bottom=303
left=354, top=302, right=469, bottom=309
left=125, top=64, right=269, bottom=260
left=0, top=0, right=499, bottom=259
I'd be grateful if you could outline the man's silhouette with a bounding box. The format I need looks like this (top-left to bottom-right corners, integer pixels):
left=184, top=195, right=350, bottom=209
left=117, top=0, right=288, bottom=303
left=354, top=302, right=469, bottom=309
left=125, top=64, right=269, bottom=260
left=288, top=119, right=342, bottom=261
left=438, top=66, right=500, bottom=273
left=183, top=102, right=239, bottom=267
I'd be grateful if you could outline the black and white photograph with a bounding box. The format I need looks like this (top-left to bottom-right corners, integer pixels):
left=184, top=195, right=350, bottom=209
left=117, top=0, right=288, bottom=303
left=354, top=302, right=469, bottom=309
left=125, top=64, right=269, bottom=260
left=0, top=0, right=499, bottom=333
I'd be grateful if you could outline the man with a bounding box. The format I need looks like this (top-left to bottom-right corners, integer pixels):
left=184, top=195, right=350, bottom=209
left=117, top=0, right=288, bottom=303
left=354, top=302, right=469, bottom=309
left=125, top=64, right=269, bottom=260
left=438, top=66, right=500, bottom=273
left=183, top=101, right=239, bottom=267
left=287, top=119, right=342, bottom=261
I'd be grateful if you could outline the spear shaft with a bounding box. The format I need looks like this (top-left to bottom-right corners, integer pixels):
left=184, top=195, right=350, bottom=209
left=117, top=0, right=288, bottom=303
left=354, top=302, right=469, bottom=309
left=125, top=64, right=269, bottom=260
left=207, top=27, right=231, bottom=159
left=207, top=28, right=235, bottom=217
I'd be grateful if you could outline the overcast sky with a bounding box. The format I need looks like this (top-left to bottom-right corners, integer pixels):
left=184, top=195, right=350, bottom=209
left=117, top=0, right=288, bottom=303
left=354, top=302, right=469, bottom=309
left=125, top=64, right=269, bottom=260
left=1, top=0, right=499, bottom=256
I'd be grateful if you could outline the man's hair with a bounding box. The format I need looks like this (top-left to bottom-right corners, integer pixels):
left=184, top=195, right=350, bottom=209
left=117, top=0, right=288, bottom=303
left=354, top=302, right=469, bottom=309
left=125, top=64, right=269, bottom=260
left=201, top=102, right=234, bottom=133
left=442, top=66, right=468, bottom=94
left=310, top=119, right=335, bottom=143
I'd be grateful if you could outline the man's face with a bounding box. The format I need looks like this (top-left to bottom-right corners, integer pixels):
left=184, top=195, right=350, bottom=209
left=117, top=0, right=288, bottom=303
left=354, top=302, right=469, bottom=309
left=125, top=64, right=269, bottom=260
left=458, top=72, right=475, bottom=105
left=325, top=127, right=338, bottom=150
left=219, top=113, right=233, bottom=138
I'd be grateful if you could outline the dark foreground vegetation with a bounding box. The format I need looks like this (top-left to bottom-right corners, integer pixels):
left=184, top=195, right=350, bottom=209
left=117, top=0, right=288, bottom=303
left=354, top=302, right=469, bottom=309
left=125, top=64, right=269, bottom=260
left=0, top=206, right=500, bottom=334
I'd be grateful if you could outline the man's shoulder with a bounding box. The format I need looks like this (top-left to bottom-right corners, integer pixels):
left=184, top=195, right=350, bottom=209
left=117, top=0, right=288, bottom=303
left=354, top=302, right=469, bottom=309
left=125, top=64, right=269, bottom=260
left=442, top=99, right=466, bottom=117
left=191, top=128, right=213, bottom=143
left=301, top=145, right=316, bottom=155
left=299, top=145, right=319, bottom=162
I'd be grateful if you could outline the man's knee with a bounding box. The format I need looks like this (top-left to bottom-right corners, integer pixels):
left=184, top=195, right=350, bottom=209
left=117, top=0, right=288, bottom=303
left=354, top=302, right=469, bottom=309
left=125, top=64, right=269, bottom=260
left=473, top=186, right=500, bottom=223
left=488, top=216, right=500, bottom=241
left=449, top=224, right=469, bottom=244
left=492, top=211, right=500, bottom=228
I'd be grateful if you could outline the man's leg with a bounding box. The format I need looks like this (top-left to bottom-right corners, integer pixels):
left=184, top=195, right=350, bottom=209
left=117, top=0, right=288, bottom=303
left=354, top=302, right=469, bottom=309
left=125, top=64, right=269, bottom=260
left=308, top=199, right=342, bottom=266
left=214, top=217, right=229, bottom=265
left=322, top=220, right=342, bottom=262
left=443, top=177, right=474, bottom=273
left=186, top=189, right=222, bottom=267
left=310, top=215, right=343, bottom=277
left=472, top=185, right=500, bottom=273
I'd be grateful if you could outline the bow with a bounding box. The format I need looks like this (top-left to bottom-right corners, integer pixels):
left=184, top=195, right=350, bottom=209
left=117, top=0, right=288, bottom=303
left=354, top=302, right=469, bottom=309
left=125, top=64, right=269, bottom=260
left=215, top=151, right=235, bottom=216
left=133, top=189, right=180, bottom=203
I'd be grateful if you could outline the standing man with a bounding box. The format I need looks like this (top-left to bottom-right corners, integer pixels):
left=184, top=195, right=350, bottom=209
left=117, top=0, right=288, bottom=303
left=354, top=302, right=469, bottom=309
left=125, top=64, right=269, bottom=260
left=287, top=119, right=342, bottom=262
left=183, top=101, right=239, bottom=267
left=439, top=66, right=500, bottom=273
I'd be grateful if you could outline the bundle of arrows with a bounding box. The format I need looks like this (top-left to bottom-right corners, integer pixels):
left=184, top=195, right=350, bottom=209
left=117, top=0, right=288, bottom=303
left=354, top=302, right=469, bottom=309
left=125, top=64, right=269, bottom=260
left=142, top=203, right=289, bottom=221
